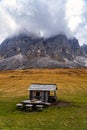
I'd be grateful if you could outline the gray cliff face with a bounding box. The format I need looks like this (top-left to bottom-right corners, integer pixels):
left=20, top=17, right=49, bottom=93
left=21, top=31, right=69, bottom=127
left=0, top=33, right=86, bottom=70
left=81, top=44, right=87, bottom=55
left=69, top=38, right=83, bottom=57
left=0, top=33, right=41, bottom=58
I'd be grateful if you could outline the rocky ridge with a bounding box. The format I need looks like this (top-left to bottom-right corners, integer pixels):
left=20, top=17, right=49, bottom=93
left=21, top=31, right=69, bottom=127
left=0, top=33, right=87, bottom=70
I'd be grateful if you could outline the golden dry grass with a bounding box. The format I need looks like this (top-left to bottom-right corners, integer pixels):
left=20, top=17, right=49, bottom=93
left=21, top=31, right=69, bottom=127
left=0, top=68, right=87, bottom=98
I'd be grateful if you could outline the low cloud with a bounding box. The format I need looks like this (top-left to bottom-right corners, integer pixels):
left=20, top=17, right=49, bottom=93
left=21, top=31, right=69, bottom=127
left=0, top=0, right=87, bottom=45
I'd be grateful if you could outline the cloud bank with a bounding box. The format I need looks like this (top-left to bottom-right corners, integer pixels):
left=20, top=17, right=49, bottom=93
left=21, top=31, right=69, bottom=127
left=0, top=0, right=87, bottom=45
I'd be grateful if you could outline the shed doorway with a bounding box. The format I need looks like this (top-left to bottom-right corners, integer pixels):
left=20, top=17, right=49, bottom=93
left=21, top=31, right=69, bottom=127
left=36, top=91, right=40, bottom=97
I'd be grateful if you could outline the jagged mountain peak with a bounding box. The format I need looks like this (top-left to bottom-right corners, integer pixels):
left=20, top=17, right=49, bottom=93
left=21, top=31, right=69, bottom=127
left=81, top=44, right=87, bottom=55
left=0, top=33, right=87, bottom=70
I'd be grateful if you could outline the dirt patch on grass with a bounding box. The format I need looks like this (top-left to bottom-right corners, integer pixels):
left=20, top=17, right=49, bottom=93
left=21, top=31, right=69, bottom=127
left=52, top=101, right=71, bottom=107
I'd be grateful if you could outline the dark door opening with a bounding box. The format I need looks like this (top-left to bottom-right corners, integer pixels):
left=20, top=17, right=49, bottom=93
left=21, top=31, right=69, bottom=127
left=36, top=91, right=40, bottom=97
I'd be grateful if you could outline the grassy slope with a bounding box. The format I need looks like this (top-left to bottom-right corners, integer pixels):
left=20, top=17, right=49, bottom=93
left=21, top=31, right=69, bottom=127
left=0, top=69, right=87, bottom=130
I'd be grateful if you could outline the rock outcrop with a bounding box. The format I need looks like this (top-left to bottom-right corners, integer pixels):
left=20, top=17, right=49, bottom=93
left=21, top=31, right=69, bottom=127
left=0, top=33, right=87, bottom=70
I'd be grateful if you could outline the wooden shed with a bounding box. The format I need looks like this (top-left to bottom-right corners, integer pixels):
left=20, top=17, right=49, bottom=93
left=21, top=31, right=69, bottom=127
left=28, top=84, right=57, bottom=103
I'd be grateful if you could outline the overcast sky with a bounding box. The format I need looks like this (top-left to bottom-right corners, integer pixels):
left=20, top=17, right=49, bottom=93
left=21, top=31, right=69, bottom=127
left=0, top=0, right=87, bottom=45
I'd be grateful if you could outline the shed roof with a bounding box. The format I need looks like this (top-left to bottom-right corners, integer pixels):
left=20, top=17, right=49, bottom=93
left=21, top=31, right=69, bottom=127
left=28, top=84, right=57, bottom=91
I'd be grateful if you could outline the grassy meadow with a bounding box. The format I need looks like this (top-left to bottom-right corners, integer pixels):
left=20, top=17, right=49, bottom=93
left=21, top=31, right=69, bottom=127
left=0, top=68, right=87, bottom=130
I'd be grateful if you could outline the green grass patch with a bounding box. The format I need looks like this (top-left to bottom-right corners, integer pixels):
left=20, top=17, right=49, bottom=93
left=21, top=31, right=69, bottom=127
left=0, top=69, right=87, bottom=130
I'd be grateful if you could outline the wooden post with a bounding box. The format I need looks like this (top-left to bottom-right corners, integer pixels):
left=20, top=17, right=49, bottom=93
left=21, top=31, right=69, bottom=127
left=44, top=91, right=48, bottom=102
left=30, top=91, right=33, bottom=100
left=41, top=91, right=44, bottom=102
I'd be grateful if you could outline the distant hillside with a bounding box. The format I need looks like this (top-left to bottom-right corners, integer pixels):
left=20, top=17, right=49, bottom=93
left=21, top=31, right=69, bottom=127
left=0, top=33, right=87, bottom=70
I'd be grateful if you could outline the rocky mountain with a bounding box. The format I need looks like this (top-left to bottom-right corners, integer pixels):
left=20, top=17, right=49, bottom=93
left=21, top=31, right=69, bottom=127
left=0, top=33, right=87, bottom=70
left=81, top=44, right=87, bottom=55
